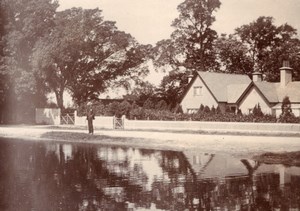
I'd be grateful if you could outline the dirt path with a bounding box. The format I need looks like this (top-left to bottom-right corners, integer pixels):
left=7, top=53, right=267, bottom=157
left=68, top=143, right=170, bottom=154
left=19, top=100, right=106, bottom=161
left=1, top=125, right=300, bottom=157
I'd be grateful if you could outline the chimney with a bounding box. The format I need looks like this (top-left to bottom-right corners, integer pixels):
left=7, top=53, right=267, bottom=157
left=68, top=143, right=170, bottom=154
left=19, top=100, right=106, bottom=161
left=188, top=74, right=193, bottom=83
left=252, top=72, right=263, bottom=82
left=280, top=61, right=293, bottom=87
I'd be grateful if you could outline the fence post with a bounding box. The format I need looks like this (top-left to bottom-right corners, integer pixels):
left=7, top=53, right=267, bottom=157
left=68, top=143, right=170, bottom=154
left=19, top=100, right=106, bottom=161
left=122, top=115, right=125, bottom=129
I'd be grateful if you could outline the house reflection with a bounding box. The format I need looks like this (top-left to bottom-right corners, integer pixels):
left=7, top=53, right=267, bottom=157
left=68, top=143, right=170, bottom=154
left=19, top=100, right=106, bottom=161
left=0, top=139, right=300, bottom=211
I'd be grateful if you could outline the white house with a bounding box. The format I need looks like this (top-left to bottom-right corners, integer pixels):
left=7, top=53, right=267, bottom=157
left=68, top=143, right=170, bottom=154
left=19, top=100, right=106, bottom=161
left=180, top=62, right=300, bottom=117
left=180, top=71, right=252, bottom=113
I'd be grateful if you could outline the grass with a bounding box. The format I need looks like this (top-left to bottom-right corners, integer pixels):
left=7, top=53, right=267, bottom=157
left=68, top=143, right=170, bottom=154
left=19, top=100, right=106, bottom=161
left=253, top=151, right=300, bottom=166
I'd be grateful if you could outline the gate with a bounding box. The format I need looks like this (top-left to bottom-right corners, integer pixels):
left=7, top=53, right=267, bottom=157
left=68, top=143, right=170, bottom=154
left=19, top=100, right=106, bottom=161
left=61, top=113, right=75, bottom=125
left=113, top=117, right=124, bottom=129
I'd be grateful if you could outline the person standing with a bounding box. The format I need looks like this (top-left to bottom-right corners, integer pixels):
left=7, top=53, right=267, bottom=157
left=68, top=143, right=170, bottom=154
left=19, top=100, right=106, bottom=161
left=87, top=104, right=95, bottom=134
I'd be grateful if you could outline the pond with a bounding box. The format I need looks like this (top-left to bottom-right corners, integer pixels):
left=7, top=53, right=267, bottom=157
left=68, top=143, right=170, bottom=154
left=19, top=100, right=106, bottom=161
left=0, top=138, right=299, bottom=210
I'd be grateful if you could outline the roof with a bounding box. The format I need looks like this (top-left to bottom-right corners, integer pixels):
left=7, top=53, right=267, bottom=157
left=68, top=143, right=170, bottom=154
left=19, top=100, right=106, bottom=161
left=227, top=84, right=251, bottom=104
left=254, top=82, right=278, bottom=103
left=275, top=81, right=300, bottom=103
left=253, top=81, right=300, bottom=103
left=198, top=71, right=252, bottom=102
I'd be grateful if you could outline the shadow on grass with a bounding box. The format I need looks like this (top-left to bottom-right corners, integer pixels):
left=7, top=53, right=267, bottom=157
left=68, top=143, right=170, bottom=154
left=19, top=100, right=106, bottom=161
left=253, top=151, right=300, bottom=166
left=40, top=131, right=132, bottom=142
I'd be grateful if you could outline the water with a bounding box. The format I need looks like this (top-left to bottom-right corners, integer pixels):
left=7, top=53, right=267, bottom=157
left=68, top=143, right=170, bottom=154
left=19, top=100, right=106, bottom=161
left=0, top=138, right=299, bottom=211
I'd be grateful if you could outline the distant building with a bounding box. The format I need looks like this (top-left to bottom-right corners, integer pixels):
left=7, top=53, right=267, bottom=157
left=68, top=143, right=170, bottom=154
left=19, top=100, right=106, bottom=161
left=180, top=62, right=300, bottom=117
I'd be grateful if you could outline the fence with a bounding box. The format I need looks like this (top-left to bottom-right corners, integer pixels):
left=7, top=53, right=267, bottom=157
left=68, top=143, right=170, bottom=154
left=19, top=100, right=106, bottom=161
left=35, top=108, right=61, bottom=125
left=61, top=113, right=75, bottom=125
left=70, top=111, right=300, bottom=134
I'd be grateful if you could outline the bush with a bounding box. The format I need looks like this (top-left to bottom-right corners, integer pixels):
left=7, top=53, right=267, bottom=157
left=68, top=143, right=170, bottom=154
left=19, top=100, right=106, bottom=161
left=76, top=100, right=298, bottom=123
left=253, top=103, right=263, bottom=117
left=155, top=100, right=168, bottom=110
left=278, top=96, right=299, bottom=123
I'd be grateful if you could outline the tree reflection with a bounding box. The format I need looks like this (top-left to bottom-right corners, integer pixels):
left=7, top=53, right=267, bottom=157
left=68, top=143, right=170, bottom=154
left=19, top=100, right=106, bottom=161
left=0, top=138, right=300, bottom=210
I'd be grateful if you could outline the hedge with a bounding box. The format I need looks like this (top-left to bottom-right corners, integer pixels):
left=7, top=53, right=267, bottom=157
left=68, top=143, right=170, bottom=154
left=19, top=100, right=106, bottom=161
left=76, top=101, right=300, bottom=123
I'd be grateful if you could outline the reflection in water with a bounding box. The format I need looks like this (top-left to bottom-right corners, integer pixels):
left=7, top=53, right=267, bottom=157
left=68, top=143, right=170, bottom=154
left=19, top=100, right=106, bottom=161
left=0, top=138, right=300, bottom=210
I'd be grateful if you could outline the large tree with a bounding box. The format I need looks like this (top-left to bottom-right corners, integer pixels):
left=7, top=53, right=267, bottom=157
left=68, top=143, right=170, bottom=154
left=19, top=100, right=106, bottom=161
left=1, top=0, right=58, bottom=122
left=0, top=1, right=6, bottom=122
left=153, top=0, right=221, bottom=72
left=216, top=34, right=253, bottom=74
left=152, top=0, right=221, bottom=108
left=33, top=8, right=151, bottom=108
left=235, top=16, right=300, bottom=81
left=157, top=70, right=190, bottom=109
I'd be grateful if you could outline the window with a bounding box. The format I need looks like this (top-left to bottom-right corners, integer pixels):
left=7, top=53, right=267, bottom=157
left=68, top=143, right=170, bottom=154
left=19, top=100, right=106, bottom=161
left=193, top=86, right=202, bottom=96
left=187, top=109, right=198, bottom=114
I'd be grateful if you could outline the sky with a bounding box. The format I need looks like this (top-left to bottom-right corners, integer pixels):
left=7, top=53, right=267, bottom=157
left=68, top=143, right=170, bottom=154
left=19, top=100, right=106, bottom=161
left=58, top=0, right=300, bottom=45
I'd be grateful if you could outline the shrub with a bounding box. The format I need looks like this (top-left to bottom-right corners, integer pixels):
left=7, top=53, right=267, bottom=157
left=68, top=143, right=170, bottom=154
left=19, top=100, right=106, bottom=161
left=155, top=100, right=168, bottom=110
left=278, top=96, right=299, bottom=123
left=253, top=103, right=263, bottom=117
left=129, top=107, right=146, bottom=120
left=199, top=104, right=205, bottom=113
left=173, top=104, right=183, bottom=114
left=143, top=98, right=155, bottom=109
left=211, top=106, right=216, bottom=114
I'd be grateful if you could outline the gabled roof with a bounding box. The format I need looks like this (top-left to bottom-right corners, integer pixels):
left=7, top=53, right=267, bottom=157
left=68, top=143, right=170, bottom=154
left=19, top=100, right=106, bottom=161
left=227, top=84, right=252, bottom=104
left=253, top=81, right=300, bottom=103
left=276, top=81, right=300, bottom=103
left=253, top=82, right=278, bottom=103
left=198, top=71, right=252, bottom=102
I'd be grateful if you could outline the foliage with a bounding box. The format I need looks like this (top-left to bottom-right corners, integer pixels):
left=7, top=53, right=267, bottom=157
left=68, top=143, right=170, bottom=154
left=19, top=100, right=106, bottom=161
left=143, top=98, right=156, bottom=109
left=278, top=96, right=299, bottom=123
left=216, top=34, right=253, bottom=74
left=172, top=0, right=221, bottom=70
left=155, top=100, right=168, bottom=110
left=32, top=8, right=151, bottom=109
left=129, top=81, right=157, bottom=107
left=252, top=103, right=264, bottom=117
left=75, top=101, right=297, bottom=123
left=153, top=0, right=221, bottom=71
left=156, top=70, right=190, bottom=109
left=1, top=0, right=58, bottom=123
left=235, top=16, right=300, bottom=81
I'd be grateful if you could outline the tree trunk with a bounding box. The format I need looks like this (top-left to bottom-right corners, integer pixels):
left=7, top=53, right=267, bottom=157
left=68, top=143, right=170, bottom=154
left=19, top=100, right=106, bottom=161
left=55, top=90, right=64, bottom=110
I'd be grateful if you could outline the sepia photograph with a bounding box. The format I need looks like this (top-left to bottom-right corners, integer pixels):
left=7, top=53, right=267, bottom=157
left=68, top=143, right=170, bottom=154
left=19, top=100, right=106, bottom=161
left=1, top=0, right=300, bottom=210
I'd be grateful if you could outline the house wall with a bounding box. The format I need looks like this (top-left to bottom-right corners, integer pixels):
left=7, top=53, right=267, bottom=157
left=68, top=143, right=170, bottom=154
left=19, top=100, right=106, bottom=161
left=239, top=86, right=272, bottom=114
left=180, top=77, right=218, bottom=113
left=273, top=106, right=300, bottom=117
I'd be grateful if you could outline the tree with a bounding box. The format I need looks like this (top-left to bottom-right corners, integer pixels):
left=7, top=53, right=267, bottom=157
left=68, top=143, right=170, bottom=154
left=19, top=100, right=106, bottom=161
left=33, top=8, right=151, bottom=108
left=1, top=0, right=58, bottom=122
left=279, top=96, right=297, bottom=123
left=156, top=70, right=190, bottom=109
left=235, top=17, right=278, bottom=72
left=0, top=2, right=6, bottom=122
left=235, top=16, right=300, bottom=81
left=263, top=31, right=300, bottom=82
left=252, top=103, right=263, bottom=117
left=153, top=0, right=221, bottom=71
left=129, top=81, right=157, bottom=107
left=216, top=34, right=253, bottom=74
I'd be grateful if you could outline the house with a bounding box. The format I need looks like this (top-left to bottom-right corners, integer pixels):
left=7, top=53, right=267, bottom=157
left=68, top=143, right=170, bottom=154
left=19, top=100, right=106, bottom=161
left=180, top=62, right=300, bottom=117
left=180, top=71, right=252, bottom=113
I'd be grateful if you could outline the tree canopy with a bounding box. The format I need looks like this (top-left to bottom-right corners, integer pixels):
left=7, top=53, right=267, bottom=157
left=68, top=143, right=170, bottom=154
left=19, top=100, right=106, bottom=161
left=32, top=8, right=151, bottom=108
left=153, top=0, right=221, bottom=71
left=235, top=16, right=300, bottom=81
left=1, top=0, right=300, bottom=122
left=1, top=0, right=58, bottom=122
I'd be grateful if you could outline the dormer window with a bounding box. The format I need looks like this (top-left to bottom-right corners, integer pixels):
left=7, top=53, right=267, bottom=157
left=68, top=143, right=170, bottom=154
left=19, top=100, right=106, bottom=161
left=194, top=86, right=202, bottom=96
